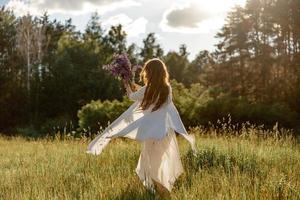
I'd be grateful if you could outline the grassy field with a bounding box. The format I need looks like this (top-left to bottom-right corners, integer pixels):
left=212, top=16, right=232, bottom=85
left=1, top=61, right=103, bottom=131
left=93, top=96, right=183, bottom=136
left=0, top=125, right=300, bottom=200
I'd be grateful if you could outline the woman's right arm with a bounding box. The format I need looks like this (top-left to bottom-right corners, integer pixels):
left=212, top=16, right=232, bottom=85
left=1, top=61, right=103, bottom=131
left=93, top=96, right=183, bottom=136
left=131, top=83, right=141, bottom=91
left=123, top=81, right=146, bottom=101
left=123, top=80, right=133, bottom=95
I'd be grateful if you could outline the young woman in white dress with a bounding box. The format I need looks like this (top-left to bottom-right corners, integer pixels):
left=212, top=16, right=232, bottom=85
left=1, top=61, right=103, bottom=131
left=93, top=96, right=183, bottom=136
left=86, top=58, right=196, bottom=193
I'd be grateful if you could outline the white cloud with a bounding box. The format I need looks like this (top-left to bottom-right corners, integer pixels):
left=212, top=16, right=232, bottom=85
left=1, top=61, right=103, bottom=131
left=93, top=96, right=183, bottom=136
left=160, top=0, right=247, bottom=34
left=5, top=0, right=141, bottom=16
left=103, top=14, right=148, bottom=37
left=5, top=0, right=40, bottom=16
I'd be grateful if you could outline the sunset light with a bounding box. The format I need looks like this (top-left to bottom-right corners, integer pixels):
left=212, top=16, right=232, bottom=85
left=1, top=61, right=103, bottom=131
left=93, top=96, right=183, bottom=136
left=1, top=0, right=300, bottom=198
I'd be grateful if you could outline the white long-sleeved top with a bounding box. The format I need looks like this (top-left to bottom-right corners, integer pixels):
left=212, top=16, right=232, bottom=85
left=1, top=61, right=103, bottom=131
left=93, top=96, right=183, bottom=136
left=86, top=85, right=196, bottom=155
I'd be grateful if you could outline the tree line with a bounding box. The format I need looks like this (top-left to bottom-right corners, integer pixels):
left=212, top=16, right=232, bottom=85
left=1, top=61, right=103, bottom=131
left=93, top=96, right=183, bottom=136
left=1, top=0, right=300, bottom=136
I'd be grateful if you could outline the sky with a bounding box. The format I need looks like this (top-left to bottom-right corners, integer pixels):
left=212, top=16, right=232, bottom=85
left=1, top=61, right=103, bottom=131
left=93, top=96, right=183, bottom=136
left=1, top=0, right=247, bottom=60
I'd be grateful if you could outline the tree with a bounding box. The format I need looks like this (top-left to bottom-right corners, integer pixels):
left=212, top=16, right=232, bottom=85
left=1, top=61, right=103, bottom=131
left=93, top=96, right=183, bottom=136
left=164, top=45, right=189, bottom=84
left=39, top=15, right=123, bottom=129
left=140, top=33, right=164, bottom=62
left=187, top=50, right=215, bottom=86
left=215, top=6, right=252, bottom=97
left=17, top=14, right=48, bottom=93
left=0, top=7, right=27, bottom=131
left=104, top=24, right=127, bottom=56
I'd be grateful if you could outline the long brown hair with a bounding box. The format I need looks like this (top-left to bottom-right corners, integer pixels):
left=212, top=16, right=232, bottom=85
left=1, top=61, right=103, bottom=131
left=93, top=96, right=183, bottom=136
left=140, top=58, right=170, bottom=111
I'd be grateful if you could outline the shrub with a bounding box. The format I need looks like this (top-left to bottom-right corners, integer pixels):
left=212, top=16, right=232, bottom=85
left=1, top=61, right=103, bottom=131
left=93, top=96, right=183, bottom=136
left=39, top=116, right=76, bottom=137
left=14, top=126, right=40, bottom=138
left=170, top=80, right=211, bottom=127
left=77, top=98, right=132, bottom=134
left=194, top=94, right=299, bottom=129
left=77, top=81, right=299, bottom=136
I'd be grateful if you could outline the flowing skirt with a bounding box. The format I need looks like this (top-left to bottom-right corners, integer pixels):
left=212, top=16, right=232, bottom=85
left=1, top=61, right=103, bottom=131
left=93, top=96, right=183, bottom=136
left=135, top=128, right=184, bottom=192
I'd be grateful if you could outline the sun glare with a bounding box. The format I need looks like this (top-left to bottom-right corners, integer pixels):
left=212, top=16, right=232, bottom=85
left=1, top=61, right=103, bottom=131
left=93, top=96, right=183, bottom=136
left=194, top=0, right=247, bottom=14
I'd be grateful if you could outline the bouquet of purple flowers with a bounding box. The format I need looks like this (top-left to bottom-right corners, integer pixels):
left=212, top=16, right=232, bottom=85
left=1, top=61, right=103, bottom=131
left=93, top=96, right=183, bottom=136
left=103, top=53, right=142, bottom=82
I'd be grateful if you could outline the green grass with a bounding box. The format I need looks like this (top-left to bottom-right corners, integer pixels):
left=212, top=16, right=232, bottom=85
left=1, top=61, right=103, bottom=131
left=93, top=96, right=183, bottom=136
left=0, top=125, right=300, bottom=200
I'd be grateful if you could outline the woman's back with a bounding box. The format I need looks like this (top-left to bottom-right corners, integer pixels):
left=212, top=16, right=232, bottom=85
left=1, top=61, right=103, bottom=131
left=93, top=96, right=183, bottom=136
left=128, top=84, right=172, bottom=112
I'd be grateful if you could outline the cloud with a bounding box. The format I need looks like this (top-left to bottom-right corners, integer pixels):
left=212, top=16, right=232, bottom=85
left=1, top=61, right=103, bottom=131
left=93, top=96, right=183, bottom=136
left=5, top=0, right=40, bottom=16
left=160, top=0, right=246, bottom=34
left=103, top=14, right=148, bottom=38
left=165, top=3, right=211, bottom=28
left=5, top=0, right=140, bottom=16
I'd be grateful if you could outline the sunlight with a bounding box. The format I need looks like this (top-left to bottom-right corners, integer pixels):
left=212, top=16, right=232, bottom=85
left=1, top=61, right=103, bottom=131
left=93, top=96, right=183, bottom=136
left=191, top=0, right=247, bottom=15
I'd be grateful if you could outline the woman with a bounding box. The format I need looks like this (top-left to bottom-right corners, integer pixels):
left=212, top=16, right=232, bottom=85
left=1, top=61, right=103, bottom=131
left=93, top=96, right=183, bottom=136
left=86, top=58, right=196, bottom=193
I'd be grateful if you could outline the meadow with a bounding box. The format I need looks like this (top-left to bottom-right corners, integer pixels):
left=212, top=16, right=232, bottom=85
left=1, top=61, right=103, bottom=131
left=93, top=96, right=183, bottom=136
left=0, top=124, right=300, bottom=200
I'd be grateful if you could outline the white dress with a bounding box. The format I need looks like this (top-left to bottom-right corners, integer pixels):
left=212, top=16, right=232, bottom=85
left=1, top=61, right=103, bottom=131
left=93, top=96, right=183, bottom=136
left=86, top=85, right=196, bottom=192
left=136, top=128, right=184, bottom=192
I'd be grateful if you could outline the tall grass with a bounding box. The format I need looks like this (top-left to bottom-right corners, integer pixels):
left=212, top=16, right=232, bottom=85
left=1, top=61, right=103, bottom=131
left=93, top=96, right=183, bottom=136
left=0, top=123, right=299, bottom=200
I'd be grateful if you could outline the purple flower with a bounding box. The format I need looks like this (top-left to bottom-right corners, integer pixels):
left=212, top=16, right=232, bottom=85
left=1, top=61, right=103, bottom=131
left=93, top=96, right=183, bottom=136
left=132, top=64, right=142, bottom=73
left=103, top=53, right=141, bottom=81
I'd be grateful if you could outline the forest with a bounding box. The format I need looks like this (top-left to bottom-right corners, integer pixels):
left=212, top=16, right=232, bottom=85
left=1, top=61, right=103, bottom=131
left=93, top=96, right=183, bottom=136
left=1, top=0, right=300, bottom=137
